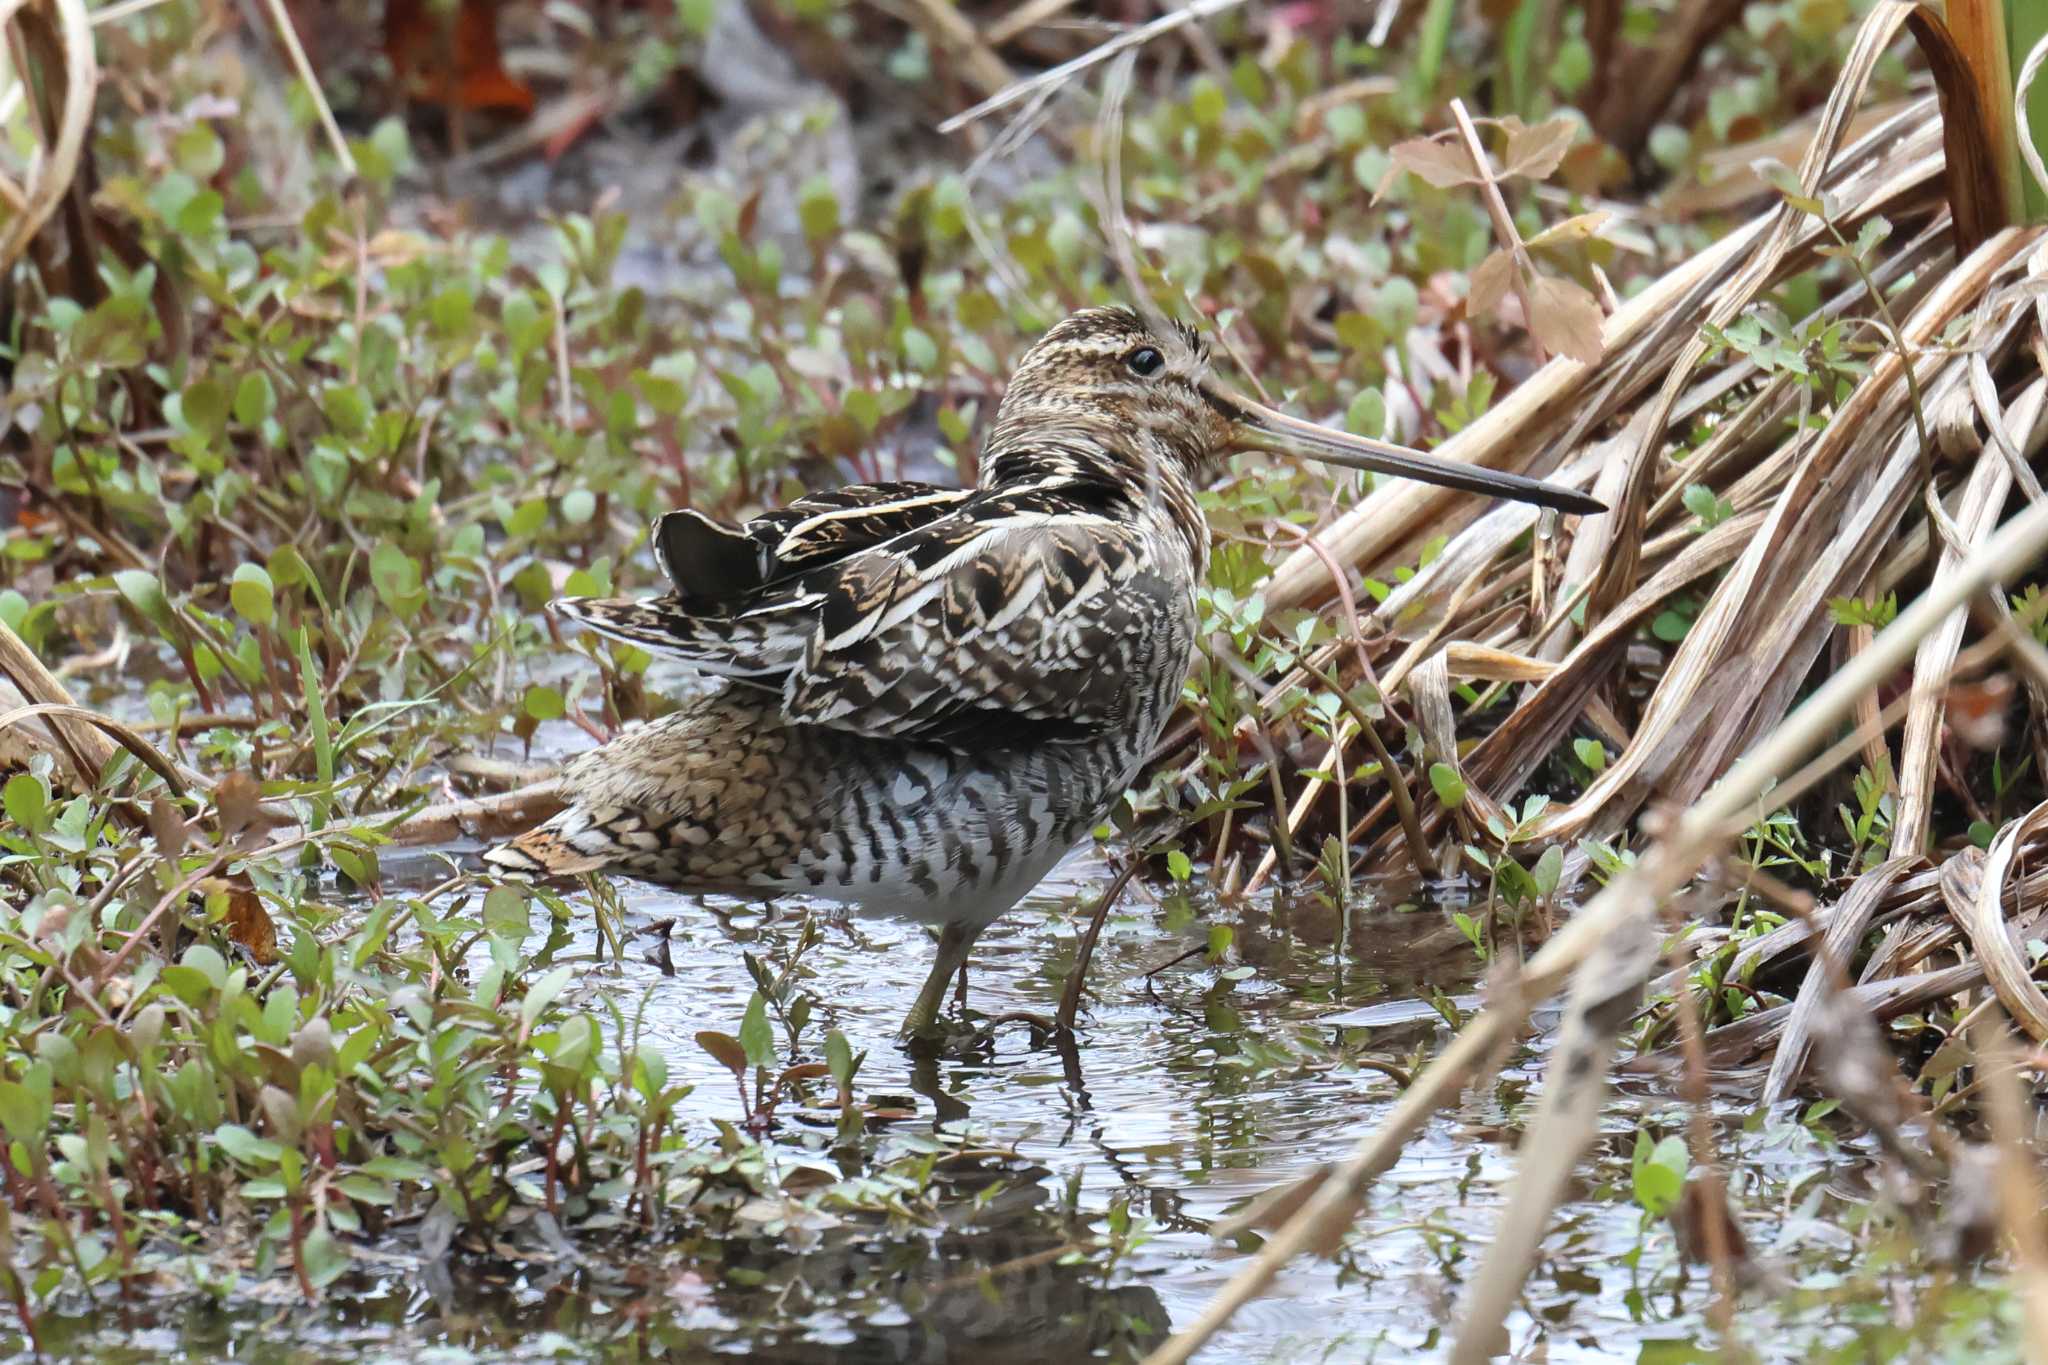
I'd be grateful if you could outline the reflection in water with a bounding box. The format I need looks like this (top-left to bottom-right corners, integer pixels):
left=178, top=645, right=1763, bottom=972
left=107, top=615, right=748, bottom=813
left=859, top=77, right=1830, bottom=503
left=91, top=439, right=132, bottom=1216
left=711, top=1169, right=1170, bottom=1363
left=23, top=1187, right=1171, bottom=1363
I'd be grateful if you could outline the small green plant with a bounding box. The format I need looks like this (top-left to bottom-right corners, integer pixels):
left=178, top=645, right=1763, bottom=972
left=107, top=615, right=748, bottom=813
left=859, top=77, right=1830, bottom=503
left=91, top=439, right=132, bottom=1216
left=1829, top=592, right=1899, bottom=629
left=1837, top=761, right=1897, bottom=873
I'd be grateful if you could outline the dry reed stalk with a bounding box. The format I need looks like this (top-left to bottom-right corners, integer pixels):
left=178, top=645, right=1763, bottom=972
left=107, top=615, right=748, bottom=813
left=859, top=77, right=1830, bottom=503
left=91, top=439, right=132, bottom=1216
left=1240, top=137, right=1951, bottom=885
left=1261, top=103, right=1943, bottom=624
left=1464, top=229, right=2036, bottom=847
left=0, top=703, right=187, bottom=796
left=1760, top=858, right=1916, bottom=1102
left=1447, top=893, right=1662, bottom=1364
left=1972, top=1012, right=2048, bottom=1358
left=1895, top=381, right=2044, bottom=851
left=982, top=0, right=1083, bottom=47
left=0, top=612, right=118, bottom=789
left=1587, top=1, right=1924, bottom=619
left=1142, top=493, right=2048, bottom=1365
left=1943, top=0, right=2025, bottom=227
left=1955, top=799, right=2048, bottom=1038
left=937, top=0, right=1250, bottom=135
left=896, top=0, right=1013, bottom=99
left=0, top=0, right=93, bottom=275
left=371, top=780, right=567, bottom=847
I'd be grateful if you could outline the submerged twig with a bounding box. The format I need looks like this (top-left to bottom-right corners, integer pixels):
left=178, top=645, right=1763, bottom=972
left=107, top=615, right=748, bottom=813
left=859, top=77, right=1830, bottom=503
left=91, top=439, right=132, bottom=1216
left=1055, top=855, right=1145, bottom=1031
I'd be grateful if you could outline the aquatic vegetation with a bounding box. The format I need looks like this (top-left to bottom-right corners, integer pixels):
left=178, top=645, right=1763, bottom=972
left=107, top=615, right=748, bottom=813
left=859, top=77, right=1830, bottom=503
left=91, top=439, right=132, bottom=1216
left=4, top=0, right=2048, bottom=1360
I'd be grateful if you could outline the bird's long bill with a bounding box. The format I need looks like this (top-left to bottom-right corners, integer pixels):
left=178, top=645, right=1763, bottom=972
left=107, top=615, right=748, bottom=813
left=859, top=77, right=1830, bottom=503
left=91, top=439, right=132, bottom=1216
left=1212, top=387, right=1607, bottom=516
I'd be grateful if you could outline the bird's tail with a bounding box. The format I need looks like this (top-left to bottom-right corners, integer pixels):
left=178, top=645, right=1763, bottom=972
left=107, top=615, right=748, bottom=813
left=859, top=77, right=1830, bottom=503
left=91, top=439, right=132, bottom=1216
left=482, top=818, right=609, bottom=879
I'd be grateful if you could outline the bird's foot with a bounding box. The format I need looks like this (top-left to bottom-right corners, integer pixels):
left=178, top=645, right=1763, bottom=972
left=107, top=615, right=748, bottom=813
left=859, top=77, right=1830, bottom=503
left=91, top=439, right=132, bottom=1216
left=966, top=1011, right=1059, bottom=1049
left=898, top=1011, right=992, bottom=1056
left=899, top=1008, right=1058, bottom=1055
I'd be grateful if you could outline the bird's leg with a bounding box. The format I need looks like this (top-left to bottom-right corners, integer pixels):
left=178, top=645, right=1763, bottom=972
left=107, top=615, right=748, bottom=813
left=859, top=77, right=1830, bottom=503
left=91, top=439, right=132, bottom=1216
left=954, top=960, right=969, bottom=1010
left=902, top=921, right=978, bottom=1039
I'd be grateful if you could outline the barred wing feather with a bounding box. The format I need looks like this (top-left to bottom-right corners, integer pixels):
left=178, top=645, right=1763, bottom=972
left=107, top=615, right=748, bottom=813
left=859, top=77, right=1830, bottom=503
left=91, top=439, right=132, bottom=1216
left=554, top=485, right=1182, bottom=748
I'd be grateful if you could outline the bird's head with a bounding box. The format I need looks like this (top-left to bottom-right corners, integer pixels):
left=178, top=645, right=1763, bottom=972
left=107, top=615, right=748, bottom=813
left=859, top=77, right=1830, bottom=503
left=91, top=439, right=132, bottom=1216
left=985, top=305, right=1604, bottom=517
left=986, top=306, right=1231, bottom=488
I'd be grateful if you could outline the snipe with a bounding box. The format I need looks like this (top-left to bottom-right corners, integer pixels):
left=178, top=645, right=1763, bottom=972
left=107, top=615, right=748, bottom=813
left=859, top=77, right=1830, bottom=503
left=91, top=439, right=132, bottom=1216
left=486, top=307, right=1601, bottom=1038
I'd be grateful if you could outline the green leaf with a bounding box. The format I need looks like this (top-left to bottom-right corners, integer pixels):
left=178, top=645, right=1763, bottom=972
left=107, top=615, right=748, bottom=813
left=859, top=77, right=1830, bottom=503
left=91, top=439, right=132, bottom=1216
left=295, top=628, right=334, bottom=792
left=0, top=1077, right=51, bottom=1142
left=213, top=1123, right=284, bottom=1165
left=738, top=991, right=774, bottom=1069
left=113, top=569, right=175, bottom=631
left=1344, top=388, right=1386, bottom=439
left=1428, top=762, right=1467, bottom=808
left=901, top=327, right=938, bottom=373
left=300, top=1225, right=352, bottom=1287
left=233, top=372, right=276, bottom=427
left=677, top=0, right=719, bottom=36
left=1166, top=849, right=1192, bottom=882
left=321, top=384, right=371, bottom=439
left=181, top=377, right=228, bottom=437
left=369, top=543, right=425, bottom=620
left=520, top=965, right=574, bottom=1028
left=429, top=285, right=474, bottom=339
left=337, top=1174, right=397, bottom=1206
left=230, top=563, right=275, bottom=627
left=1631, top=1132, right=1688, bottom=1217
left=797, top=176, right=840, bottom=244
left=503, top=499, right=548, bottom=538
left=1206, top=923, right=1233, bottom=960
left=3, top=773, right=48, bottom=833
left=483, top=885, right=529, bottom=941
left=181, top=944, right=228, bottom=990
left=1681, top=484, right=1732, bottom=530
left=1531, top=845, right=1564, bottom=898
left=502, top=290, right=551, bottom=356
left=174, top=123, right=226, bottom=177
left=825, top=1029, right=857, bottom=1090
left=522, top=685, right=565, bottom=722
left=1573, top=737, right=1607, bottom=773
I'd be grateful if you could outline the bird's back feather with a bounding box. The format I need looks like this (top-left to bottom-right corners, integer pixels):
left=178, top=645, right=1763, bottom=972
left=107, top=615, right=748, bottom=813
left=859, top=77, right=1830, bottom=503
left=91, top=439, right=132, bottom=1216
left=555, top=479, right=1193, bottom=750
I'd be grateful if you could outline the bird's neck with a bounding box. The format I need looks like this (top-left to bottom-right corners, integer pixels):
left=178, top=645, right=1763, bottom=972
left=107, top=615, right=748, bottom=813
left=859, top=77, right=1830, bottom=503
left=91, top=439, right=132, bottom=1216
left=978, top=421, right=1210, bottom=579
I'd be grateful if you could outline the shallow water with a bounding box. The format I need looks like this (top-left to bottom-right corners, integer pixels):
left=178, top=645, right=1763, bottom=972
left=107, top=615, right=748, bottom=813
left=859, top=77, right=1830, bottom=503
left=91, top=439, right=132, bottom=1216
left=27, top=836, right=1941, bottom=1365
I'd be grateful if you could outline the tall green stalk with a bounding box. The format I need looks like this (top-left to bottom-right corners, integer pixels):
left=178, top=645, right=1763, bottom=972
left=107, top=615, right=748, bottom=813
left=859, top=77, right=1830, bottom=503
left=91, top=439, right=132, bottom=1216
left=2012, top=0, right=2048, bottom=218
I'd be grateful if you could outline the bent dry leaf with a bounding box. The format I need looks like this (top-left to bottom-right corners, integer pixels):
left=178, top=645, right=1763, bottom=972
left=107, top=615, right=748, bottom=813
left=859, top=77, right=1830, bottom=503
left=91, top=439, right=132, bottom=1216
left=696, top=1031, right=748, bottom=1077
left=1525, top=275, right=1607, bottom=365
left=1503, top=116, right=1577, bottom=181
left=216, top=880, right=279, bottom=966
left=1467, top=248, right=1518, bottom=320
left=1524, top=210, right=1613, bottom=250
left=1375, top=135, right=1484, bottom=199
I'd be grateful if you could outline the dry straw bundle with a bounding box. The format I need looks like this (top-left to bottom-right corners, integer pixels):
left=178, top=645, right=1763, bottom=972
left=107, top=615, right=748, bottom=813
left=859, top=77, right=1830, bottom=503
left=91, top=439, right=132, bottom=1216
left=1143, top=2, right=2048, bottom=1358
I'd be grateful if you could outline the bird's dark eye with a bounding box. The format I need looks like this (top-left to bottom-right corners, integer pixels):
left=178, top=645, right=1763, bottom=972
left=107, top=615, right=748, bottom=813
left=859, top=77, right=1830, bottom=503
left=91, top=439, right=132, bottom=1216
left=1125, top=347, right=1165, bottom=378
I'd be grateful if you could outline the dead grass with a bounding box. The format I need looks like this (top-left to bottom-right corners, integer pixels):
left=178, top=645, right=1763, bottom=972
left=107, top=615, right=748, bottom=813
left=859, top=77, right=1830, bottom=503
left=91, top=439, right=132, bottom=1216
left=1144, top=4, right=2048, bottom=1357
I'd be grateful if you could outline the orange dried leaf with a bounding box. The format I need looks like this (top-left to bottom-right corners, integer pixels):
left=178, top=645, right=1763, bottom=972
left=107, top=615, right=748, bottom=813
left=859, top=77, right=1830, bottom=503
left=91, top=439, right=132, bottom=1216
left=1948, top=674, right=2014, bottom=750
left=384, top=0, right=535, bottom=115
left=224, top=885, right=279, bottom=965
left=212, top=770, right=264, bottom=838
